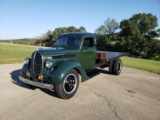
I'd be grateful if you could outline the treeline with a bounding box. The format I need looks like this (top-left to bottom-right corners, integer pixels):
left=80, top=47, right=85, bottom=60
left=1, top=13, right=159, bottom=60
left=0, top=38, right=38, bottom=45
left=95, top=13, right=160, bottom=60
left=96, top=34, right=160, bottom=60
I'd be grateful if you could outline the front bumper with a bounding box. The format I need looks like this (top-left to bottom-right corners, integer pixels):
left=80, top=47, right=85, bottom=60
left=19, top=76, right=54, bottom=90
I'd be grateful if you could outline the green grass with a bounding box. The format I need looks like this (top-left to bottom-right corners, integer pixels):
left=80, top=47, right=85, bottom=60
left=0, top=43, right=39, bottom=64
left=0, top=43, right=160, bottom=74
left=121, top=56, right=160, bottom=74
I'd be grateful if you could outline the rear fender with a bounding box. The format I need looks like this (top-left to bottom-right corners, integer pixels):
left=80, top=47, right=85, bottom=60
left=51, top=61, right=89, bottom=85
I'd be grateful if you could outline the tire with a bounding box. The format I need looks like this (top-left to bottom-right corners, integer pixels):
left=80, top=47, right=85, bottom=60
left=113, top=58, right=122, bottom=75
left=55, top=69, right=79, bottom=99
left=109, top=60, right=114, bottom=74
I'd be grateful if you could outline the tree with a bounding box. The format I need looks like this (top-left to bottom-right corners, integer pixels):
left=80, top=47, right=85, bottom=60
left=67, top=26, right=78, bottom=32
left=79, top=26, right=86, bottom=32
left=95, top=34, right=108, bottom=50
left=95, top=25, right=106, bottom=34
left=156, top=28, right=160, bottom=37
left=95, top=18, right=119, bottom=40
left=119, top=13, right=159, bottom=59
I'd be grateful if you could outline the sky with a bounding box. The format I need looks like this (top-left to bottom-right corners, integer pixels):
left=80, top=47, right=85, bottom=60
left=0, top=0, right=160, bottom=39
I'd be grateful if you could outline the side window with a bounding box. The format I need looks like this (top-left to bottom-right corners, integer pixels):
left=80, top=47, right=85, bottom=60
left=83, top=37, right=94, bottom=48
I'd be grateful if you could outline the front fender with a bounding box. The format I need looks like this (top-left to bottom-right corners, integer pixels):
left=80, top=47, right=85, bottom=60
left=51, top=60, right=89, bottom=85
left=20, top=64, right=30, bottom=76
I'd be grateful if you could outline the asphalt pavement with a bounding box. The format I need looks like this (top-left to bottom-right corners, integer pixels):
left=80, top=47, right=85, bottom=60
left=0, top=64, right=160, bottom=120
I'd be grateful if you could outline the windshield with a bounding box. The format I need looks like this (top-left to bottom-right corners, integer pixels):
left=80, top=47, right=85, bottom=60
left=56, top=35, right=82, bottom=48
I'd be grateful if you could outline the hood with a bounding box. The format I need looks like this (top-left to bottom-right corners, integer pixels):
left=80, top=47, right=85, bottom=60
left=34, top=47, right=79, bottom=56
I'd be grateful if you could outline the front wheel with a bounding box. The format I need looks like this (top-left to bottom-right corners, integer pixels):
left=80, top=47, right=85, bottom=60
left=55, top=69, right=79, bottom=99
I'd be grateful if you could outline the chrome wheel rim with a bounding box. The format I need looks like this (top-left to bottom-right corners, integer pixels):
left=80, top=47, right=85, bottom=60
left=63, top=73, right=77, bottom=94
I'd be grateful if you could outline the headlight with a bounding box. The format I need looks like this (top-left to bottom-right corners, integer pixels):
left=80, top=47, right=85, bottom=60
left=24, top=58, right=30, bottom=65
left=45, top=60, right=53, bottom=68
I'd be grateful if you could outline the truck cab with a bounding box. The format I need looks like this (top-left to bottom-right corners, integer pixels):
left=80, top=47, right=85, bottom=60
left=55, top=32, right=97, bottom=71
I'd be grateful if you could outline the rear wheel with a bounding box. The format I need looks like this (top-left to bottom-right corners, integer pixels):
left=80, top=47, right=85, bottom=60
left=55, top=69, right=79, bottom=99
left=109, top=58, right=122, bottom=75
left=113, top=58, right=122, bottom=75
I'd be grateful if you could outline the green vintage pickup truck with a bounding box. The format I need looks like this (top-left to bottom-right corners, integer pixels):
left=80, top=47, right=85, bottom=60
left=19, top=32, right=127, bottom=99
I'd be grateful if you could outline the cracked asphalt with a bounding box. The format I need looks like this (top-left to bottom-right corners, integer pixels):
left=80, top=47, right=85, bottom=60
left=0, top=64, right=160, bottom=120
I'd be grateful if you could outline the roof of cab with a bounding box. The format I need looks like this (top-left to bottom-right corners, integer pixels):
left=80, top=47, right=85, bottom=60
left=59, top=32, right=96, bottom=39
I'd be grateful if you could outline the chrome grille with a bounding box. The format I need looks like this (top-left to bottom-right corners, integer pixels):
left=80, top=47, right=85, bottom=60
left=32, top=52, right=43, bottom=79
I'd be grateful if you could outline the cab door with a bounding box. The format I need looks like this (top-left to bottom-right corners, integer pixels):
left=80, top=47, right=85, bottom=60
left=77, top=37, right=96, bottom=71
